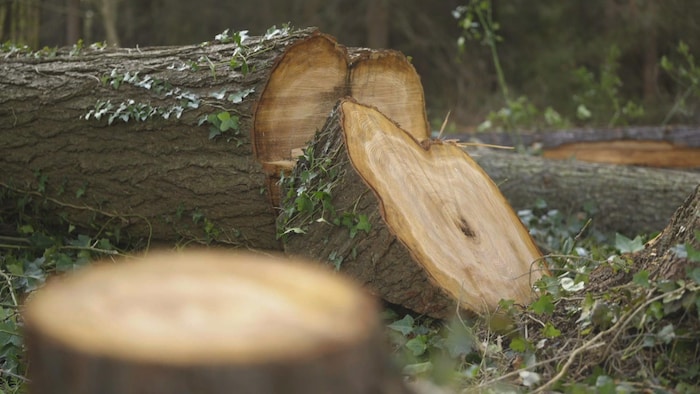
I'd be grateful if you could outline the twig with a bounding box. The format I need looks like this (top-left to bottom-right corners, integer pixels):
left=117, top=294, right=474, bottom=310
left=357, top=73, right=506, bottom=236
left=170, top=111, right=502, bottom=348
left=437, top=110, right=451, bottom=139
left=0, top=270, right=19, bottom=307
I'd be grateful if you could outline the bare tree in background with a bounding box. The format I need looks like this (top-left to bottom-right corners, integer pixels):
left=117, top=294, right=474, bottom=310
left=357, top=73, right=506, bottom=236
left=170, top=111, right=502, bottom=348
left=366, top=0, right=389, bottom=48
left=0, top=0, right=41, bottom=47
left=66, top=0, right=80, bottom=44
left=96, top=0, right=120, bottom=46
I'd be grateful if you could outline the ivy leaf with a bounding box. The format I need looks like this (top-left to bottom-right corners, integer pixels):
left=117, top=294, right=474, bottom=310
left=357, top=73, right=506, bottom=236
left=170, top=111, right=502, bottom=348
left=355, top=214, right=371, bottom=234
left=657, top=324, right=676, bottom=344
left=687, top=241, right=700, bottom=263
left=615, top=233, right=644, bottom=254
left=595, top=375, right=616, bottom=394
left=646, top=301, right=663, bottom=320
left=542, top=322, right=561, bottom=338
left=69, top=234, right=92, bottom=248
left=530, top=294, right=555, bottom=315
left=210, top=89, right=226, bottom=100
left=688, top=267, right=700, bottom=283
left=29, top=232, right=54, bottom=249
left=228, top=88, right=255, bottom=104
left=405, top=336, right=427, bottom=356
left=387, top=315, right=414, bottom=335
left=444, top=320, right=476, bottom=358
left=294, top=194, right=313, bottom=213
left=509, top=336, right=529, bottom=352
left=6, top=262, right=23, bottom=276
left=633, top=270, right=650, bottom=288
left=55, top=253, right=77, bottom=272
left=216, top=112, right=239, bottom=132
left=402, top=361, right=432, bottom=376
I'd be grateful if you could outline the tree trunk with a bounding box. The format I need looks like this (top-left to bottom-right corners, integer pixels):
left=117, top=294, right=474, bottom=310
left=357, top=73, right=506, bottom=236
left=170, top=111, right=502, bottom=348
left=638, top=183, right=699, bottom=281
left=65, top=0, right=81, bottom=45
left=464, top=126, right=700, bottom=168
left=281, top=99, right=545, bottom=318
left=23, top=251, right=409, bottom=394
left=2, top=28, right=428, bottom=249
left=2, top=29, right=332, bottom=249
left=471, top=149, right=700, bottom=237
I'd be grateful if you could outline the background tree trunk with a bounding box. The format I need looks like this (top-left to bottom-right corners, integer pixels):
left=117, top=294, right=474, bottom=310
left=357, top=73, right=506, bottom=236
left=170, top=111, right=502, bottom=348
left=465, top=126, right=700, bottom=168
left=24, top=251, right=409, bottom=394
left=470, top=149, right=700, bottom=237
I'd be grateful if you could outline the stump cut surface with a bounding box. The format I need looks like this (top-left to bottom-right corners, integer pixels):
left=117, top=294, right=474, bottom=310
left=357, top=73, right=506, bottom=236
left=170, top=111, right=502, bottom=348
left=340, top=100, right=543, bottom=312
left=24, top=251, right=377, bottom=365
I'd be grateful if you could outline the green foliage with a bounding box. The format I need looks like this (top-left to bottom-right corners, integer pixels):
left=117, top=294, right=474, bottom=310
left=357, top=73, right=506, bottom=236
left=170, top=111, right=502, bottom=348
left=530, top=294, right=555, bottom=315
left=277, top=145, right=371, bottom=254
left=661, top=41, right=700, bottom=124
left=199, top=111, right=241, bottom=142
left=0, top=186, right=123, bottom=393
left=456, top=1, right=573, bottom=133
left=69, top=39, right=84, bottom=56
left=571, top=45, right=645, bottom=126
left=86, top=69, right=201, bottom=124
left=614, top=233, right=645, bottom=254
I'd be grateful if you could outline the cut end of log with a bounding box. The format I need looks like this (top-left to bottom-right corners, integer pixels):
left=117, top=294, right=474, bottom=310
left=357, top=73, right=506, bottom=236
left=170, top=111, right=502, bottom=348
left=349, top=50, right=430, bottom=140
left=253, top=34, right=429, bottom=206
left=543, top=140, right=700, bottom=168
left=253, top=33, right=348, bottom=166
left=340, top=100, right=544, bottom=313
left=23, top=250, right=378, bottom=366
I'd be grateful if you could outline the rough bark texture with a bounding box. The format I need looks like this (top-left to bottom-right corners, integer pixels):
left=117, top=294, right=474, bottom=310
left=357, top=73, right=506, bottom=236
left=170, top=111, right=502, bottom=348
left=637, top=184, right=699, bottom=282
left=588, top=185, right=699, bottom=293
left=470, top=149, right=700, bottom=237
left=281, top=100, right=544, bottom=318
left=1, top=28, right=322, bottom=249
left=463, top=126, right=700, bottom=168
left=24, top=251, right=409, bottom=394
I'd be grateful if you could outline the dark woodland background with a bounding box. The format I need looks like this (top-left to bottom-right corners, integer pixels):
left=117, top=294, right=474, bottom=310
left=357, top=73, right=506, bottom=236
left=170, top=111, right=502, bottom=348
left=2, top=0, right=700, bottom=128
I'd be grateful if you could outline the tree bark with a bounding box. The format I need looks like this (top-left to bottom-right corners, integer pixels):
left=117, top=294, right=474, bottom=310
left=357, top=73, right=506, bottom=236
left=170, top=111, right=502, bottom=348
left=470, top=149, right=700, bottom=237
left=23, top=250, right=409, bottom=394
left=636, top=184, right=699, bottom=282
left=2, top=28, right=365, bottom=250
left=281, top=99, right=544, bottom=318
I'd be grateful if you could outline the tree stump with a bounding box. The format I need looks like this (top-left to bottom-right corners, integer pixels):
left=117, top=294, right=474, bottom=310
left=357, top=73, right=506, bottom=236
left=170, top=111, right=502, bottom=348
left=23, top=250, right=408, bottom=394
left=280, top=99, right=544, bottom=318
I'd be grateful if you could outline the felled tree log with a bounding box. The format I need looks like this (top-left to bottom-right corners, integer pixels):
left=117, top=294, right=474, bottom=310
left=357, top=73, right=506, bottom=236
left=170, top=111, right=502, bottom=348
left=2, top=27, right=693, bottom=248
left=281, top=99, right=545, bottom=318
left=470, top=149, right=700, bottom=236
left=1, top=27, right=426, bottom=249
left=23, top=250, right=409, bottom=394
left=1, top=28, right=325, bottom=249
left=464, top=126, right=700, bottom=168
left=0, top=28, right=426, bottom=248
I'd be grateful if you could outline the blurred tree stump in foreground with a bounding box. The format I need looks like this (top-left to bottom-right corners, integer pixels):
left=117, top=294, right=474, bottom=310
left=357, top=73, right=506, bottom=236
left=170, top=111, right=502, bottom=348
left=23, top=251, right=409, bottom=394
